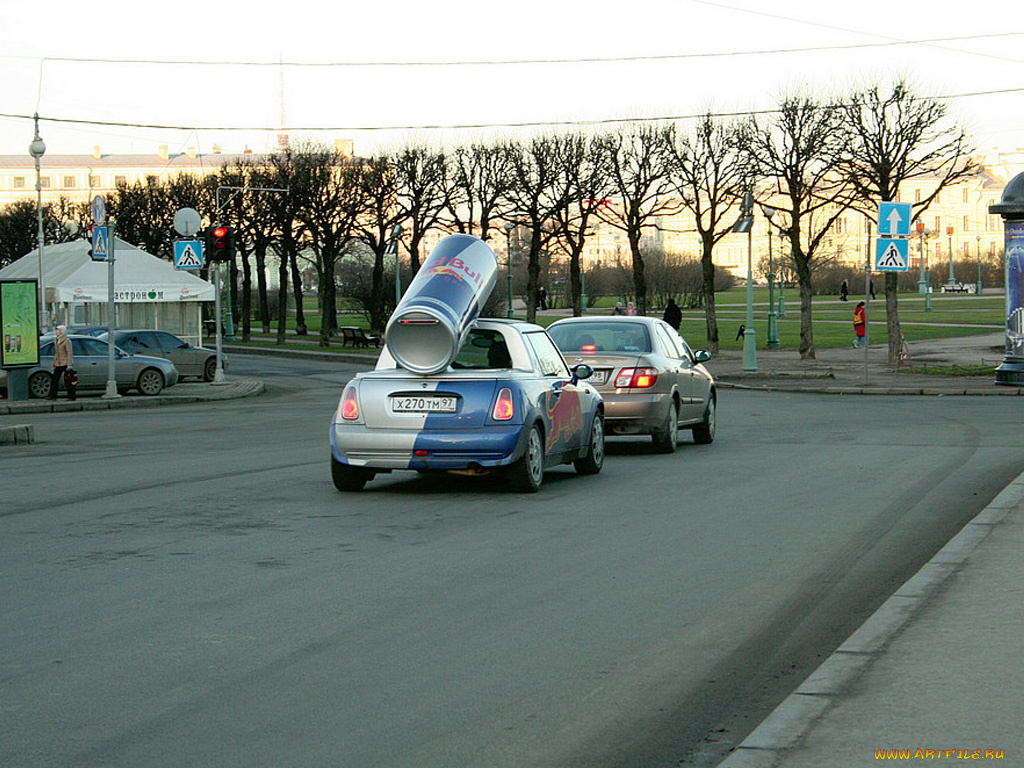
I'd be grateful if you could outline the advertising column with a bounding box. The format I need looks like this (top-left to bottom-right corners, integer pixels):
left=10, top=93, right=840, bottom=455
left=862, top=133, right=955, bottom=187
left=990, top=172, right=1024, bottom=385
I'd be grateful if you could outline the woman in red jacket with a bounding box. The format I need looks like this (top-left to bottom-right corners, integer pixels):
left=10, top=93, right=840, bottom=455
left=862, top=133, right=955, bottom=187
left=853, top=302, right=866, bottom=348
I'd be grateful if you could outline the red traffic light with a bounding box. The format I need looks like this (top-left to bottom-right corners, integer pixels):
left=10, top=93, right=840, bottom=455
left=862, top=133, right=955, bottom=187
left=207, top=223, right=234, bottom=261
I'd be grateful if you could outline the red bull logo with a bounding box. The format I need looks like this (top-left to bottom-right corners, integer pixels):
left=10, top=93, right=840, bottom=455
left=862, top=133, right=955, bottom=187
left=422, top=256, right=486, bottom=287
left=544, top=388, right=583, bottom=452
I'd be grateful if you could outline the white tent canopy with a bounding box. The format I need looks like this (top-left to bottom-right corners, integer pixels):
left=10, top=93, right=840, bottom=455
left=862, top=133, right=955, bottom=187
left=0, top=239, right=215, bottom=341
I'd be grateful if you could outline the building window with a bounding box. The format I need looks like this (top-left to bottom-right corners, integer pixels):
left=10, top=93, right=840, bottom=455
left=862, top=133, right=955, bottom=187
left=915, top=188, right=922, bottom=202
left=63, top=176, right=76, bottom=189
left=12, top=176, right=26, bottom=189
left=963, top=188, right=970, bottom=203
left=40, top=176, right=51, bottom=188
left=963, top=216, right=970, bottom=232
left=114, top=175, right=127, bottom=187
left=89, top=175, right=101, bottom=188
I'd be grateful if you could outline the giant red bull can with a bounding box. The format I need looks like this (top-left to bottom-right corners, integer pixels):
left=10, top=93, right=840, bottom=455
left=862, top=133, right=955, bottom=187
left=385, top=234, right=498, bottom=375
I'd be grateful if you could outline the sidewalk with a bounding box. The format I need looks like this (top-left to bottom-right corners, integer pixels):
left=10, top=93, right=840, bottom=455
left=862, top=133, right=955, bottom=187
left=715, top=330, right=1024, bottom=766
left=706, top=332, right=1017, bottom=396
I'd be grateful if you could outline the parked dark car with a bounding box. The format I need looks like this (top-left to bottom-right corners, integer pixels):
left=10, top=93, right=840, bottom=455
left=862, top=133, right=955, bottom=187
left=101, top=330, right=225, bottom=381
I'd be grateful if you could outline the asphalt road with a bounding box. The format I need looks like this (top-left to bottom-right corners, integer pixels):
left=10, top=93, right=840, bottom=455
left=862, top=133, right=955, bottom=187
left=3, top=354, right=1023, bottom=768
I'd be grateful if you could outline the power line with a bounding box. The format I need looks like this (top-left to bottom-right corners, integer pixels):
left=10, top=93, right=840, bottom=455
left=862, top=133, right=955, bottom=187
left=1, top=86, right=1021, bottom=135
left=2, top=33, right=1020, bottom=68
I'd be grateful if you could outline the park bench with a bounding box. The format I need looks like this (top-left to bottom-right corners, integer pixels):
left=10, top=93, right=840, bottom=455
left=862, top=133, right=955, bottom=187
left=341, top=326, right=381, bottom=348
left=940, top=283, right=971, bottom=294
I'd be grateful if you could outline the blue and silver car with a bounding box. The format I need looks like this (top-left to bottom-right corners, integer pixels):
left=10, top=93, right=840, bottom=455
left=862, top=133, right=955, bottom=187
left=329, top=319, right=605, bottom=492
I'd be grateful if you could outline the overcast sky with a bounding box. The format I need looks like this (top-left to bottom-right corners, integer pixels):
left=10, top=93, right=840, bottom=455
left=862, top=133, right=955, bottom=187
left=1, top=0, right=1022, bottom=159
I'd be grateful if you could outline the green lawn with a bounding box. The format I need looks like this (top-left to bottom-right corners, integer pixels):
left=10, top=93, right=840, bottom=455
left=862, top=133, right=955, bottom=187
left=230, top=290, right=1005, bottom=353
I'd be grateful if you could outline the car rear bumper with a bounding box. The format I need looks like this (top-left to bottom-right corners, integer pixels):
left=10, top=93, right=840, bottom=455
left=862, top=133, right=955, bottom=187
left=601, top=391, right=672, bottom=434
left=331, top=422, right=527, bottom=471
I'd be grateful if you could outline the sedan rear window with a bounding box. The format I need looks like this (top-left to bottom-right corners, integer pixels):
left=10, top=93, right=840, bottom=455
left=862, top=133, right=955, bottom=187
left=548, top=322, right=652, bottom=354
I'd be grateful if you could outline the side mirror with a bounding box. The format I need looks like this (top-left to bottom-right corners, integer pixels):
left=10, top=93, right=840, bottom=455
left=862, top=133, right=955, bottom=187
left=570, top=363, right=594, bottom=385
left=694, top=350, right=711, bottom=363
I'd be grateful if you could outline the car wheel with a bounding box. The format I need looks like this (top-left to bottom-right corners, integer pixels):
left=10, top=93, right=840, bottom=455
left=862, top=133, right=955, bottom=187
left=203, top=357, right=217, bottom=382
left=652, top=400, right=679, bottom=453
left=574, top=413, right=605, bottom=475
left=506, top=424, right=544, bottom=493
left=331, top=456, right=372, bottom=491
left=693, top=396, right=716, bottom=445
left=136, top=368, right=165, bottom=396
left=29, top=371, right=53, bottom=399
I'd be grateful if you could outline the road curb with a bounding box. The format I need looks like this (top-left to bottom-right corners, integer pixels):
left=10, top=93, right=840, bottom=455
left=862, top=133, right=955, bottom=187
left=717, top=471, right=1024, bottom=767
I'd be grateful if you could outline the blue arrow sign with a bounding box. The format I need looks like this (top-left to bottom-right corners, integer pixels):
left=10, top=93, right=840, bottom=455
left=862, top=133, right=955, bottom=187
left=876, top=238, right=910, bottom=271
left=878, top=201, right=912, bottom=237
left=91, top=225, right=109, bottom=261
left=174, top=239, right=204, bottom=270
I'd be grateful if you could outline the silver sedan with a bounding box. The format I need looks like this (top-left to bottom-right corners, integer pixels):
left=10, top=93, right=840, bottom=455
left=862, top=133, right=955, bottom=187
left=0, top=335, right=179, bottom=398
left=547, top=315, right=715, bottom=452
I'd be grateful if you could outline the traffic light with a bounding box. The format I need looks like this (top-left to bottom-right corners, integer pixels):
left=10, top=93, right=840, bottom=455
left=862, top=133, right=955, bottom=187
left=207, top=223, right=234, bottom=262
left=86, top=225, right=94, bottom=258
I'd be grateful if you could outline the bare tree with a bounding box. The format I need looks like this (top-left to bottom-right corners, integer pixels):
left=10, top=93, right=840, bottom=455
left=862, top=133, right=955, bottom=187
left=597, top=123, right=679, bottom=316
left=661, top=114, right=750, bottom=352
left=392, top=145, right=448, bottom=273
left=838, top=78, right=978, bottom=366
left=504, top=136, right=567, bottom=323
left=355, top=155, right=403, bottom=333
left=444, top=142, right=511, bottom=243
left=747, top=94, right=854, bottom=359
left=547, top=132, right=612, bottom=317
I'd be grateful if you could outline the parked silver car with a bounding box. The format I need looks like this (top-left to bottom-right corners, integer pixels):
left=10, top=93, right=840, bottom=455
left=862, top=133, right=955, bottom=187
left=547, top=316, right=715, bottom=452
left=101, top=330, right=224, bottom=381
left=0, top=335, right=179, bottom=398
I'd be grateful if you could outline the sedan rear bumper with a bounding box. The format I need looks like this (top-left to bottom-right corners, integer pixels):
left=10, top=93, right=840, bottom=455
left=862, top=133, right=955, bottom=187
left=601, top=391, right=672, bottom=434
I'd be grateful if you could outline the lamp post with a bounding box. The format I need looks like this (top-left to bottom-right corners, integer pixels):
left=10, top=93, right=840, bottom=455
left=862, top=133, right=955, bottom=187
left=946, top=225, right=956, bottom=286
left=389, top=224, right=403, bottom=306
left=976, top=234, right=982, bottom=295
left=28, top=113, right=47, bottom=332
left=503, top=221, right=515, bottom=318
left=777, top=227, right=787, bottom=318
left=733, top=189, right=756, bottom=371
left=924, top=234, right=932, bottom=312
left=917, top=220, right=928, bottom=294
left=763, top=206, right=779, bottom=347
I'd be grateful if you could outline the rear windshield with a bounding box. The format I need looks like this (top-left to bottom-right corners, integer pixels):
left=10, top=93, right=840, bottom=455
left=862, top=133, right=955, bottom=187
left=547, top=322, right=651, bottom=354
left=451, top=328, right=513, bottom=369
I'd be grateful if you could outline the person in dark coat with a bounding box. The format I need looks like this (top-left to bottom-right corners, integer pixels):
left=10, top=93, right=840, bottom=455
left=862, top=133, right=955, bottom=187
left=662, top=297, right=682, bottom=330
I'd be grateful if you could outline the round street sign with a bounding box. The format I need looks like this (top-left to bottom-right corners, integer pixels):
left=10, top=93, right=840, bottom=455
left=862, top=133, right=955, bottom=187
left=91, top=195, right=106, bottom=225
left=173, top=207, right=202, bottom=237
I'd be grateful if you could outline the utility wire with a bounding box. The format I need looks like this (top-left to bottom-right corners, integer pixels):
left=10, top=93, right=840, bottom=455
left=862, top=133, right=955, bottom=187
left=2, top=87, right=1021, bottom=135
left=2, top=33, right=1019, bottom=68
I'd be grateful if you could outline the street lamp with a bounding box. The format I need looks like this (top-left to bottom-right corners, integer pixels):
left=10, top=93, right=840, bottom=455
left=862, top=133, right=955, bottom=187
left=977, top=234, right=983, bottom=295
left=916, top=220, right=928, bottom=295
left=946, top=225, right=956, bottom=287
left=389, top=224, right=403, bottom=306
left=503, top=221, right=515, bottom=318
left=733, top=189, right=756, bottom=372
left=762, top=205, right=779, bottom=348
left=28, top=113, right=47, bottom=331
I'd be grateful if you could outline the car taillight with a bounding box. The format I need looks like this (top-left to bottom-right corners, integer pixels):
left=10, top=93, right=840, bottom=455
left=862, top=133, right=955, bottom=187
left=614, top=368, right=658, bottom=388
left=341, top=387, right=360, bottom=420
left=492, top=387, right=514, bottom=421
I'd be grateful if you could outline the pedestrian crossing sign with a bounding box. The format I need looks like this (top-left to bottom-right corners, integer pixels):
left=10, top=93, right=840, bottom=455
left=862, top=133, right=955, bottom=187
left=875, top=238, right=909, bottom=272
left=173, top=239, right=204, bottom=270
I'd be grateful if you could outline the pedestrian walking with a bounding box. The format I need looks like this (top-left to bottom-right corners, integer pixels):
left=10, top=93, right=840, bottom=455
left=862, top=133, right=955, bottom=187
left=840, top=279, right=849, bottom=301
left=853, top=301, right=866, bottom=348
left=611, top=301, right=625, bottom=315
left=49, top=325, right=76, bottom=400
left=662, top=297, right=681, bottom=330
left=537, top=286, right=548, bottom=311
left=869, top=277, right=876, bottom=299
left=625, top=301, right=637, bottom=316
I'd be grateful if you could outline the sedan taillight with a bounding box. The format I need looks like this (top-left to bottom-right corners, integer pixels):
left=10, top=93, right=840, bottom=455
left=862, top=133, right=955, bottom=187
left=614, top=368, right=658, bottom=388
left=492, top=387, right=514, bottom=421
